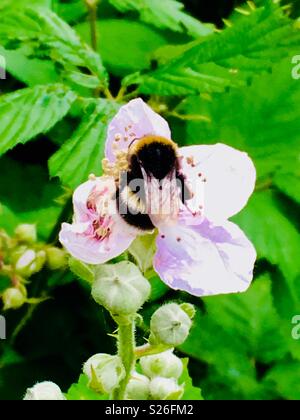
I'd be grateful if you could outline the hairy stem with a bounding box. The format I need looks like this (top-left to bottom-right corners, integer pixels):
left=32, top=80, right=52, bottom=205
left=112, top=320, right=136, bottom=400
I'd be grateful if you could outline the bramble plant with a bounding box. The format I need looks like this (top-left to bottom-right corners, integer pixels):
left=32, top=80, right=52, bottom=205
left=0, top=0, right=300, bottom=401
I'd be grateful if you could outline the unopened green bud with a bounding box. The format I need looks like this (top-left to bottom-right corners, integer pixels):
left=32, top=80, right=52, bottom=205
left=14, top=248, right=46, bottom=277
left=140, top=350, right=183, bottom=379
left=3, top=287, right=27, bottom=310
left=150, top=303, right=192, bottom=347
left=23, top=381, right=65, bottom=400
left=149, top=377, right=184, bottom=400
left=125, top=372, right=150, bottom=400
left=15, top=224, right=37, bottom=244
left=46, top=247, right=67, bottom=270
left=92, top=262, right=150, bottom=316
left=180, top=303, right=196, bottom=320
left=83, top=353, right=125, bottom=394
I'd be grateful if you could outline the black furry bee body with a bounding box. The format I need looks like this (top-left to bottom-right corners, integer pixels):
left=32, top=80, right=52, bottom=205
left=117, top=136, right=191, bottom=231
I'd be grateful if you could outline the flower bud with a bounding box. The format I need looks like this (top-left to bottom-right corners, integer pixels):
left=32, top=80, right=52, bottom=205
left=23, top=381, right=65, bottom=400
left=150, top=303, right=192, bottom=347
left=140, top=350, right=183, bottom=379
left=92, top=262, right=150, bottom=315
left=180, top=303, right=196, bottom=320
left=14, top=248, right=46, bottom=277
left=46, top=247, right=67, bottom=270
left=149, top=377, right=184, bottom=400
left=125, top=372, right=150, bottom=400
left=83, top=353, right=125, bottom=394
left=2, top=287, right=27, bottom=310
left=15, top=224, right=37, bottom=244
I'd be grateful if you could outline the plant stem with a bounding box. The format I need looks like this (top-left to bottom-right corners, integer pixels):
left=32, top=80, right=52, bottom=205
left=10, top=303, right=38, bottom=346
left=85, top=0, right=99, bottom=51
left=112, top=320, right=136, bottom=400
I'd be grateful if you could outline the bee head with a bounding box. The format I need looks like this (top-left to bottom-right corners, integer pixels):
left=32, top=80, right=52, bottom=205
left=129, top=136, right=178, bottom=180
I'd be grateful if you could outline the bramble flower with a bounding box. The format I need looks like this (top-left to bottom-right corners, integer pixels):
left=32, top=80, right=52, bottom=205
left=60, top=98, right=256, bottom=297
left=59, top=176, right=136, bottom=264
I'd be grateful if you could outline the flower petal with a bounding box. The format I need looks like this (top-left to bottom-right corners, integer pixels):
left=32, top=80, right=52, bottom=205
left=59, top=176, right=137, bottom=264
left=59, top=221, right=135, bottom=265
left=72, top=178, right=102, bottom=222
left=105, top=98, right=171, bottom=162
left=153, top=218, right=256, bottom=297
left=179, top=143, right=256, bottom=222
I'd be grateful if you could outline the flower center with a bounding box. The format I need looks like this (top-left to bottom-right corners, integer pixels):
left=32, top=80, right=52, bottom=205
left=87, top=185, right=115, bottom=241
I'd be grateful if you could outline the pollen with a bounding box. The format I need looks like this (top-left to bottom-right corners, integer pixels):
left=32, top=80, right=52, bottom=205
left=114, top=133, right=122, bottom=142
left=89, top=173, right=97, bottom=180
left=186, top=156, right=196, bottom=167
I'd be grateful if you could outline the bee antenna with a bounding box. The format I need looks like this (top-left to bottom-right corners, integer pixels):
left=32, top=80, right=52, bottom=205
left=128, top=138, right=139, bottom=149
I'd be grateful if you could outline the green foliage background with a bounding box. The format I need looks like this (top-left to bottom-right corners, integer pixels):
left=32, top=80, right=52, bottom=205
left=0, top=0, right=300, bottom=400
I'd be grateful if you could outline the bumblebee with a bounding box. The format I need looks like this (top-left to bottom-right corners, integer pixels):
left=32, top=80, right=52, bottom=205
left=116, top=135, right=192, bottom=231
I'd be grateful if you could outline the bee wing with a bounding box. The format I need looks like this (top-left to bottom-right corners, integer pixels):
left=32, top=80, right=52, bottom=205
left=141, top=168, right=180, bottom=228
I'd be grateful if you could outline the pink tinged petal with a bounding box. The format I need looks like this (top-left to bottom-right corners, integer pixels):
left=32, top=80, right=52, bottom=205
left=59, top=221, right=135, bottom=265
left=72, top=178, right=104, bottom=222
left=59, top=176, right=137, bottom=264
left=105, top=98, right=171, bottom=162
left=153, top=218, right=256, bottom=297
left=179, top=144, right=256, bottom=222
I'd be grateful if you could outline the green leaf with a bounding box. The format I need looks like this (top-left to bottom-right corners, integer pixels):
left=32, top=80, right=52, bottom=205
left=0, top=0, right=51, bottom=9
left=181, top=58, right=300, bottom=181
left=264, top=361, right=300, bottom=400
left=131, top=4, right=300, bottom=95
left=48, top=99, right=119, bottom=188
left=180, top=275, right=288, bottom=399
left=179, top=359, right=203, bottom=400
left=147, top=271, right=169, bottom=302
left=0, top=6, right=108, bottom=88
left=0, top=156, right=64, bottom=240
left=109, top=0, right=214, bottom=38
left=76, top=19, right=169, bottom=77
left=53, top=0, right=87, bottom=24
left=273, top=159, right=300, bottom=205
left=0, top=84, right=76, bottom=156
left=233, top=192, right=300, bottom=298
left=0, top=46, right=58, bottom=86
left=0, top=275, right=11, bottom=294
left=66, top=374, right=109, bottom=400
